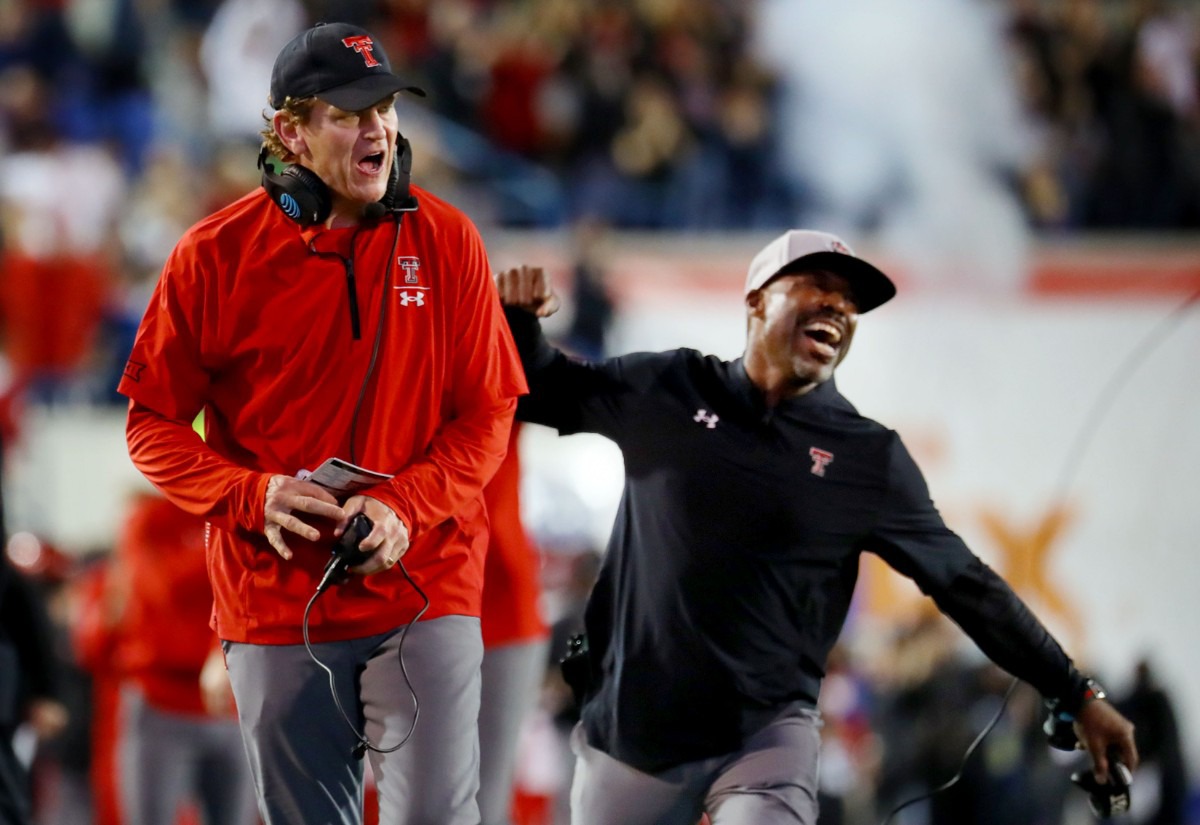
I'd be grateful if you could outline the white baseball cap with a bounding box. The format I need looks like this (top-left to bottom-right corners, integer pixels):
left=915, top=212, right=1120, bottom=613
left=744, top=230, right=896, bottom=312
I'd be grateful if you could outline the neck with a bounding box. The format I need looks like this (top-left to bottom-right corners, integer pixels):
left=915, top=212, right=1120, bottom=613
left=326, top=203, right=365, bottom=229
left=743, top=352, right=820, bottom=408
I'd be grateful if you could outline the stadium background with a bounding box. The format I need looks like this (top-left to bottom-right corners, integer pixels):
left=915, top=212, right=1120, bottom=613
left=2, top=0, right=1197, bottom=823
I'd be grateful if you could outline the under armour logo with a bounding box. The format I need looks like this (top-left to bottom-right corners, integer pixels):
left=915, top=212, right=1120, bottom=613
left=342, top=35, right=380, bottom=68
left=809, top=447, right=834, bottom=476
left=398, top=256, right=420, bottom=284
left=693, top=409, right=719, bottom=429
left=398, top=291, right=425, bottom=307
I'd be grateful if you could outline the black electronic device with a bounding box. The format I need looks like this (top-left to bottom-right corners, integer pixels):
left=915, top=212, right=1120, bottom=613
left=1072, top=760, right=1133, bottom=819
left=560, top=633, right=591, bottom=707
left=318, top=513, right=374, bottom=592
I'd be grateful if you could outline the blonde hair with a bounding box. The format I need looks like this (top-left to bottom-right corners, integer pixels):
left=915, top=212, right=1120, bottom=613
left=259, top=96, right=317, bottom=161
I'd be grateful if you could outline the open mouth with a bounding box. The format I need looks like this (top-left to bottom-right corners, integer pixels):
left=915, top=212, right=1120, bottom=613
left=358, top=151, right=386, bottom=175
left=801, top=319, right=843, bottom=360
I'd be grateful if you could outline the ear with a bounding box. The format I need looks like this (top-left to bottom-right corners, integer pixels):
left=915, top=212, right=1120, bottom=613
left=745, top=288, right=767, bottom=321
left=273, top=110, right=306, bottom=158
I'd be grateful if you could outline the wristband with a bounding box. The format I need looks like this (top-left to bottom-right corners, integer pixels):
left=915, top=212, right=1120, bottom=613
left=1080, top=677, right=1107, bottom=706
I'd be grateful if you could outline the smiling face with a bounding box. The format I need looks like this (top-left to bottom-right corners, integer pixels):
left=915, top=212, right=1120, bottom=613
left=274, top=95, right=397, bottom=226
left=744, top=268, right=860, bottom=402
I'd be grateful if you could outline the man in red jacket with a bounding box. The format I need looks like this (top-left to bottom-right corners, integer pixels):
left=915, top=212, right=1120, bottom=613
left=112, top=493, right=257, bottom=825
left=119, top=22, right=526, bottom=825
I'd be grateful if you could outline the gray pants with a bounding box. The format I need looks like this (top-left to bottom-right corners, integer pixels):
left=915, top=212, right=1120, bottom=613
left=225, top=615, right=483, bottom=825
left=568, top=708, right=822, bottom=825
left=118, top=685, right=258, bottom=825
left=477, top=639, right=551, bottom=825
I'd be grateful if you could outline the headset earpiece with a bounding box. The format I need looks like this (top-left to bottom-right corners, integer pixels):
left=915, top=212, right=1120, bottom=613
left=259, top=147, right=332, bottom=226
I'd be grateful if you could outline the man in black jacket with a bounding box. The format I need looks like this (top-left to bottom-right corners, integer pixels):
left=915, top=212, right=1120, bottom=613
left=495, top=230, right=1138, bottom=825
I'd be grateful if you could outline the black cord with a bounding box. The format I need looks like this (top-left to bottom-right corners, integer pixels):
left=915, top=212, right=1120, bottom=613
left=880, top=678, right=1019, bottom=825
left=303, top=213, right=421, bottom=758
left=302, top=558, right=430, bottom=758
left=878, top=286, right=1200, bottom=825
left=348, top=216, right=403, bottom=465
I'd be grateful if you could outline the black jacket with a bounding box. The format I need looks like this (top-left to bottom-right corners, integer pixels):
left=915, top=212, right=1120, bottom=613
left=507, top=309, right=1087, bottom=772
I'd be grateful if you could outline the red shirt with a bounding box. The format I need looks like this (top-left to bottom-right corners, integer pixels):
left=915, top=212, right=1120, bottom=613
left=119, top=187, right=526, bottom=644
left=481, top=425, right=549, bottom=648
left=113, top=494, right=214, bottom=715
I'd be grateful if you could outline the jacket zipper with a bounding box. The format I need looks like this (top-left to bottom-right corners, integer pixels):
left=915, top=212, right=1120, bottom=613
left=344, top=257, right=361, bottom=340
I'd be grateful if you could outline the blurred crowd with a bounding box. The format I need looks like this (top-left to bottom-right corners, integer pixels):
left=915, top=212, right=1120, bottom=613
left=1008, top=0, right=1200, bottom=230
left=0, top=0, right=1199, bottom=407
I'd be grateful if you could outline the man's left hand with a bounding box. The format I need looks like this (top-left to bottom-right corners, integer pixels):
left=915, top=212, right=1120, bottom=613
left=336, top=495, right=410, bottom=576
left=1074, top=699, right=1139, bottom=784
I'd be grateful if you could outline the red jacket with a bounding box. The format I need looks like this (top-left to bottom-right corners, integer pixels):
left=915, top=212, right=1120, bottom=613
left=119, top=186, right=526, bottom=644
left=113, top=494, right=214, bottom=714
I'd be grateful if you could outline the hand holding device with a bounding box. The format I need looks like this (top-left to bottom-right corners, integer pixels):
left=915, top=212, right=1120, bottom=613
left=1044, top=689, right=1136, bottom=820
left=318, top=513, right=373, bottom=592
left=1072, top=759, right=1132, bottom=818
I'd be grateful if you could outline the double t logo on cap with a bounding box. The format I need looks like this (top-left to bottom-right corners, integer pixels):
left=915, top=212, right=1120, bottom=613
left=341, top=34, right=380, bottom=68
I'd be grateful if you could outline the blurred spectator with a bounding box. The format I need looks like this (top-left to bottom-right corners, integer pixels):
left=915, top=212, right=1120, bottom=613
left=2, top=533, right=69, bottom=825
left=110, top=492, right=256, bottom=825
left=70, top=550, right=125, bottom=825
left=0, top=69, right=125, bottom=404
left=29, top=545, right=102, bottom=825
left=1115, top=658, right=1189, bottom=825
left=560, top=217, right=616, bottom=361
left=56, top=0, right=156, bottom=176
left=198, top=0, right=306, bottom=144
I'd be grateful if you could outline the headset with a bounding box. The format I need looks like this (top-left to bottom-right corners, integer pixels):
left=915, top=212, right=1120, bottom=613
left=258, top=133, right=418, bottom=226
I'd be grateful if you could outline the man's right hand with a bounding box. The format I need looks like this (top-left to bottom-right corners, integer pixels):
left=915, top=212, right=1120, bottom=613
left=263, top=475, right=345, bottom=560
left=495, top=265, right=561, bottom=317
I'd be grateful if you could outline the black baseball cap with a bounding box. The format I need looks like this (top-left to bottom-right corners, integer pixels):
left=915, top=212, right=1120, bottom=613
left=269, top=22, right=426, bottom=111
